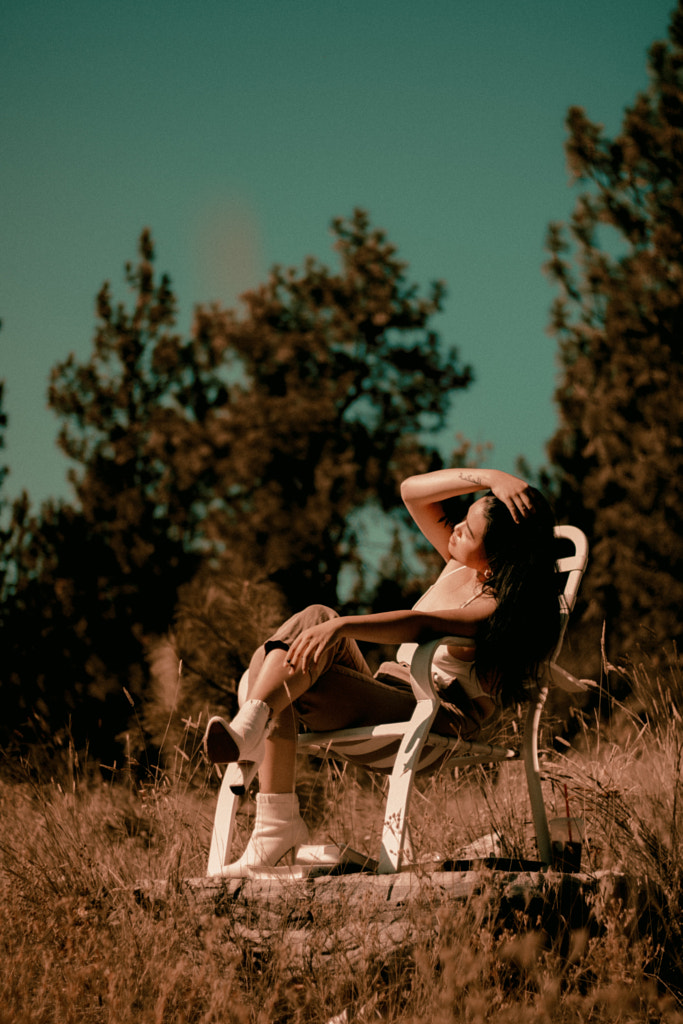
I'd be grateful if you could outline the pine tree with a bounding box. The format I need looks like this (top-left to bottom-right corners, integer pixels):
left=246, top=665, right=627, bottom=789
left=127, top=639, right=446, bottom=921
left=193, top=208, right=470, bottom=610
left=544, top=2, right=683, bottom=667
left=48, top=227, right=220, bottom=627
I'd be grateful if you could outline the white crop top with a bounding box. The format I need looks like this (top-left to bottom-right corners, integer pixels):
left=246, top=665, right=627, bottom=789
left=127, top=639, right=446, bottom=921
left=396, top=564, right=486, bottom=700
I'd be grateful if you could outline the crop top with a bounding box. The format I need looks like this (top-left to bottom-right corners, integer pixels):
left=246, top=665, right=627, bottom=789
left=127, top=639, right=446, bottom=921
left=396, top=563, right=487, bottom=701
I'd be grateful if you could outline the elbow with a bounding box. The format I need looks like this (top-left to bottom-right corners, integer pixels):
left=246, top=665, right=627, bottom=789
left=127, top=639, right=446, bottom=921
left=400, top=476, right=419, bottom=504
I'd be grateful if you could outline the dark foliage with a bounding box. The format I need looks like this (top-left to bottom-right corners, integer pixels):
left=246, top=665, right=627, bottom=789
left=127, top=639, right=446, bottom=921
left=0, top=211, right=471, bottom=758
left=544, top=3, right=683, bottom=670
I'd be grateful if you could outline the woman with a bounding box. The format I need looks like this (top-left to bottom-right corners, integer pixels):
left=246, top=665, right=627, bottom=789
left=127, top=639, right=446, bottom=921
left=203, top=467, right=561, bottom=876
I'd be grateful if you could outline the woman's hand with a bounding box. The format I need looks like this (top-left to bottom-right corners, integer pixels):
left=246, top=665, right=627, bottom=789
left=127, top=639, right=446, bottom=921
left=287, top=618, right=344, bottom=674
left=487, top=470, right=536, bottom=523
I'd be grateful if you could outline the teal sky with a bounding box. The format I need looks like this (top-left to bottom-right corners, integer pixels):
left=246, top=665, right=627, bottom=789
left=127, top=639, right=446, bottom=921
left=1, top=0, right=675, bottom=506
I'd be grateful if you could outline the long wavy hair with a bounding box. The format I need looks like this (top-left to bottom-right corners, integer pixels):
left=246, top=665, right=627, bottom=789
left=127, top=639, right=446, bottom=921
left=474, top=490, right=561, bottom=705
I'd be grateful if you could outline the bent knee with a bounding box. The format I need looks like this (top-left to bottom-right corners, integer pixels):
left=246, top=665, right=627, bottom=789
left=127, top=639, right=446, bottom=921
left=285, top=604, right=339, bottom=632
left=301, top=604, right=338, bottom=621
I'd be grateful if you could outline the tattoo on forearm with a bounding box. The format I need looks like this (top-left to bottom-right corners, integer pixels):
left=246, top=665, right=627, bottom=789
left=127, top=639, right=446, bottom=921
left=459, top=472, right=485, bottom=487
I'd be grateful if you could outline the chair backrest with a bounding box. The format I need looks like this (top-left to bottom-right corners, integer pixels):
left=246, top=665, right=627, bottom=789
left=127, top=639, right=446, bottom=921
left=552, top=525, right=589, bottom=656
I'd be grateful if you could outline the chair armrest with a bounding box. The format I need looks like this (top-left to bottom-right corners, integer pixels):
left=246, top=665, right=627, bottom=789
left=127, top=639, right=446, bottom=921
left=409, top=635, right=474, bottom=702
left=541, top=661, right=596, bottom=693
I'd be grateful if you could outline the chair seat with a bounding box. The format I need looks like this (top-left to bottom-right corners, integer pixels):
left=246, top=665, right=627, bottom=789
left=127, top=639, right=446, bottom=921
left=299, top=724, right=518, bottom=774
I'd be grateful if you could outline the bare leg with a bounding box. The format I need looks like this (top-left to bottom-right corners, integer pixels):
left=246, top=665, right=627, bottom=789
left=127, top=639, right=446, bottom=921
left=258, top=717, right=298, bottom=793
left=247, top=648, right=312, bottom=714
left=243, top=648, right=314, bottom=794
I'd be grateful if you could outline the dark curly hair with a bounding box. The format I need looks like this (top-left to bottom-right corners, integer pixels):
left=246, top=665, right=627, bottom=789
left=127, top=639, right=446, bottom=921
left=474, top=489, right=561, bottom=705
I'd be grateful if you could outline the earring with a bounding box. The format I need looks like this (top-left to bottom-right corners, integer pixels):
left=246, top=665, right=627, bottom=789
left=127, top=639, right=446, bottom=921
left=484, top=568, right=493, bottom=580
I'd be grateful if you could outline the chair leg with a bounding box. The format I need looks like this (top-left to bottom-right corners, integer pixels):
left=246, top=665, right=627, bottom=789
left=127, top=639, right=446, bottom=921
left=402, top=822, right=415, bottom=865
left=207, top=761, right=260, bottom=876
left=522, top=687, right=552, bottom=866
left=377, top=698, right=439, bottom=873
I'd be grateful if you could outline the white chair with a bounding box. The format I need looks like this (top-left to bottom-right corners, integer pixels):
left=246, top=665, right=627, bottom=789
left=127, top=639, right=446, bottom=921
left=207, top=526, right=589, bottom=876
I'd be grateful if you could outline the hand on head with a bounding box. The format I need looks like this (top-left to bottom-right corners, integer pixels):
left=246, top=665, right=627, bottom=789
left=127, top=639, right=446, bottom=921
left=490, top=475, right=537, bottom=524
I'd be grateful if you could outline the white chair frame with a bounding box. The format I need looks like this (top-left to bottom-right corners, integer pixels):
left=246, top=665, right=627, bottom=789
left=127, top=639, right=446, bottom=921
left=207, top=525, right=589, bottom=876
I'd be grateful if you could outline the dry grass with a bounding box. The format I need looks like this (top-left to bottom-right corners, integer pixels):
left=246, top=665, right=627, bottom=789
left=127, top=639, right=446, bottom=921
left=2, top=663, right=683, bottom=1023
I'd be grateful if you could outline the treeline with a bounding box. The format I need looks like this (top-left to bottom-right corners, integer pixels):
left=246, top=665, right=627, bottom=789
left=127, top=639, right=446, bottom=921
left=542, top=1, right=683, bottom=676
left=3, top=3, right=683, bottom=765
left=0, top=211, right=472, bottom=763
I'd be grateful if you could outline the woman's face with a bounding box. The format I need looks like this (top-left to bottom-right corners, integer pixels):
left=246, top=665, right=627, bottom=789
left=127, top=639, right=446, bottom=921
left=447, top=498, right=490, bottom=575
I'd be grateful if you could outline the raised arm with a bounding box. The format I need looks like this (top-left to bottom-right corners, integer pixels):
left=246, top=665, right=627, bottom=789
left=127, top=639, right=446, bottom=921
left=400, top=467, right=535, bottom=560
